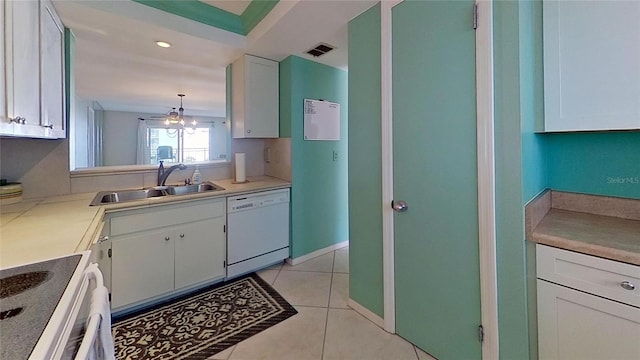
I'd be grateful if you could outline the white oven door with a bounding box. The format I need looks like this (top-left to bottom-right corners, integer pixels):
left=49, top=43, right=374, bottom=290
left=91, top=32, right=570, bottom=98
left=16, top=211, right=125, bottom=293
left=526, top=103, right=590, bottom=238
left=55, top=264, right=113, bottom=360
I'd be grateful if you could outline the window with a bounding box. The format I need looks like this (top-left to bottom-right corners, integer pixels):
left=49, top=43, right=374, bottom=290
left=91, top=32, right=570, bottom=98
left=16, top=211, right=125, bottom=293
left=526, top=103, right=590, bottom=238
left=137, top=119, right=228, bottom=165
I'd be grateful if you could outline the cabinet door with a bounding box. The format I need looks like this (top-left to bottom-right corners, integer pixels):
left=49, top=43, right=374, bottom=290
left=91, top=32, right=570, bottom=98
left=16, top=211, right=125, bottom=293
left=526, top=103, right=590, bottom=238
left=245, top=55, right=279, bottom=138
left=174, top=217, right=226, bottom=289
left=0, top=1, right=7, bottom=133
left=543, top=1, right=640, bottom=131
left=5, top=0, right=40, bottom=134
left=90, top=225, right=112, bottom=293
left=111, top=230, right=175, bottom=309
left=537, top=280, right=640, bottom=360
left=40, top=0, right=65, bottom=138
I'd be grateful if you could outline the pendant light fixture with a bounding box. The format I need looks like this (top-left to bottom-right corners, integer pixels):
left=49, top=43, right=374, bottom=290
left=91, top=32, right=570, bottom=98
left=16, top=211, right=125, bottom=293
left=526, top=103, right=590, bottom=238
left=164, top=94, right=197, bottom=128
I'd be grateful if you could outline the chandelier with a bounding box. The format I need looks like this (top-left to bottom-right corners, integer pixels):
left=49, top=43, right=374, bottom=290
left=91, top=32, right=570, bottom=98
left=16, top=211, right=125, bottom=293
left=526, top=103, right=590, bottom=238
left=165, top=94, right=197, bottom=128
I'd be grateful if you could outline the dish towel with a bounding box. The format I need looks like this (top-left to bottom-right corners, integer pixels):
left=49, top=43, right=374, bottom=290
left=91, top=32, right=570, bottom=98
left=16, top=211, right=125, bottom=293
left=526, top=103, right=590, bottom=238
left=89, top=285, right=115, bottom=360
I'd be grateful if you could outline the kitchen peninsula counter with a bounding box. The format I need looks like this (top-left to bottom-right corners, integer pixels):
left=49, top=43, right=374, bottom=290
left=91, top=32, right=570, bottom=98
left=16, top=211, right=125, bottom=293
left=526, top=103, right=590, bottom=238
left=0, top=176, right=291, bottom=269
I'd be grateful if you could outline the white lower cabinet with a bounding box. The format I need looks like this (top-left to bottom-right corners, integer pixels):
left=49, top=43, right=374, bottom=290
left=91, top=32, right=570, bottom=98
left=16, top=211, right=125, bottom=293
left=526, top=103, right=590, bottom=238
left=107, top=198, right=226, bottom=310
left=537, top=280, right=640, bottom=360
left=174, top=217, right=226, bottom=289
left=537, top=245, right=640, bottom=360
left=112, top=228, right=175, bottom=309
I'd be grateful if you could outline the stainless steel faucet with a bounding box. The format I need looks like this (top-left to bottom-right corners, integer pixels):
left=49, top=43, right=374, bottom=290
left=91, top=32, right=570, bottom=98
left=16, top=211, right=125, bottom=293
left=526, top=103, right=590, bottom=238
left=157, top=161, right=187, bottom=186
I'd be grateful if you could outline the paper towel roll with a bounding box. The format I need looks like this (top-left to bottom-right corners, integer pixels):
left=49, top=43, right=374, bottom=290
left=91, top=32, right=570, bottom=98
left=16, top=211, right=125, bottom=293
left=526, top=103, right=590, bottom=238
left=235, top=153, right=246, bottom=182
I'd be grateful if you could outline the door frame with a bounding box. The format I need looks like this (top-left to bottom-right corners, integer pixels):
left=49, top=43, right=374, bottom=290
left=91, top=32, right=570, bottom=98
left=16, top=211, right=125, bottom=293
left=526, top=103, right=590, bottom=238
left=380, top=1, right=499, bottom=358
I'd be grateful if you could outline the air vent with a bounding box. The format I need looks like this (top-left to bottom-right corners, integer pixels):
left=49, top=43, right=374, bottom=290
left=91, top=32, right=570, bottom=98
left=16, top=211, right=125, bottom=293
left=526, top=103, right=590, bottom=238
left=306, top=43, right=335, bottom=57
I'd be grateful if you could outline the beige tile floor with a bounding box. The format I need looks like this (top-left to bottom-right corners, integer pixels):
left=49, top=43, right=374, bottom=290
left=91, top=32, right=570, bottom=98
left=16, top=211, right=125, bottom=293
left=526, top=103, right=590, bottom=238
left=209, top=246, right=437, bottom=360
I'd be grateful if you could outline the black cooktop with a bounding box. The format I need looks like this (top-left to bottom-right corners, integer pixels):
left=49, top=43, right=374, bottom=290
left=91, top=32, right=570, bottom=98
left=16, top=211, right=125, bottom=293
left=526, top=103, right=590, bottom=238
left=0, top=255, right=82, bottom=360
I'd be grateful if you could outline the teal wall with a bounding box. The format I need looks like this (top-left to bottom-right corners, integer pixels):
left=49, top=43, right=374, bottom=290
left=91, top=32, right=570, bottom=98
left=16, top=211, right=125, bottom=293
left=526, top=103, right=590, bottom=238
left=546, top=132, right=640, bottom=199
left=518, top=2, right=546, bottom=360
left=133, top=0, right=278, bottom=35
left=347, top=4, right=384, bottom=317
left=519, top=1, right=547, bottom=203
left=279, top=56, right=349, bottom=259
left=494, top=1, right=534, bottom=358
left=347, top=1, right=638, bottom=358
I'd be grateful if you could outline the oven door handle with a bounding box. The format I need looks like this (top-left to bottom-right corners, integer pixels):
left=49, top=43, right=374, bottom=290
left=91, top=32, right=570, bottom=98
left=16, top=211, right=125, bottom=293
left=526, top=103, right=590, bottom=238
left=74, top=264, right=115, bottom=360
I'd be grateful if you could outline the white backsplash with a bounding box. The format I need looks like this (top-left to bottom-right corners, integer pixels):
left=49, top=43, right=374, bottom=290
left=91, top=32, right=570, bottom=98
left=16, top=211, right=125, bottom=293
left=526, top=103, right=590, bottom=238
left=1, top=136, right=271, bottom=199
left=70, top=164, right=232, bottom=193
left=0, top=138, right=72, bottom=199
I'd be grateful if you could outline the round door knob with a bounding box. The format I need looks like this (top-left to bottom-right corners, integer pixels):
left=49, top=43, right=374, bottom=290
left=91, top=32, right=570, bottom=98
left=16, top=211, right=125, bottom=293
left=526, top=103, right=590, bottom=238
left=620, top=281, right=635, bottom=291
left=392, top=200, right=408, bottom=212
left=179, top=233, right=185, bottom=238
left=165, top=236, right=170, bottom=241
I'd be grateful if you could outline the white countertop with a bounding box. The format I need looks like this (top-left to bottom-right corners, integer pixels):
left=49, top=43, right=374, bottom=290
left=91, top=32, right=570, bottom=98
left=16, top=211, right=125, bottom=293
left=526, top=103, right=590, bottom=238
left=0, top=176, right=290, bottom=269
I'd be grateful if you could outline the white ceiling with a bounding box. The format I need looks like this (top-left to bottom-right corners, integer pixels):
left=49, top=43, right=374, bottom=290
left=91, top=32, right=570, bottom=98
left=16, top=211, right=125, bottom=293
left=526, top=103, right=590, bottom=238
left=53, top=0, right=376, bottom=118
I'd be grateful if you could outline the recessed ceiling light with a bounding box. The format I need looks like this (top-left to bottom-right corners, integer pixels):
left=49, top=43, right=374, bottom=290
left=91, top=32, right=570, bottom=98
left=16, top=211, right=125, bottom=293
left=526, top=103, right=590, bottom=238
left=155, top=41, right=171, bottom=48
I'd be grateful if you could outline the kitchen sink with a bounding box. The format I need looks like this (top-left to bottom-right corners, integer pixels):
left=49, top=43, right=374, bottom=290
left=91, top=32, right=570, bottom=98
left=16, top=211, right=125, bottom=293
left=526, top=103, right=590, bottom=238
left=89, top=182, right=225, bottom=206
left=90, top=188, right=165, bottom=206
left=165, top=182, right=222, bottom=196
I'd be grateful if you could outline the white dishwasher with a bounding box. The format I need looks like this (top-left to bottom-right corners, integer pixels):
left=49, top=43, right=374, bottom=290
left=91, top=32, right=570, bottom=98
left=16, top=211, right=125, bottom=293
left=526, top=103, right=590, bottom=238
left=227, top=188, right=290, bottom=278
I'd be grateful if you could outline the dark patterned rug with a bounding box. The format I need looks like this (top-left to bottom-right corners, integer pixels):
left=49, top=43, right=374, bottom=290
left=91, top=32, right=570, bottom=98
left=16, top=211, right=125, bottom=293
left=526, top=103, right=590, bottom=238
left=112, top=273, right=297, bottom=359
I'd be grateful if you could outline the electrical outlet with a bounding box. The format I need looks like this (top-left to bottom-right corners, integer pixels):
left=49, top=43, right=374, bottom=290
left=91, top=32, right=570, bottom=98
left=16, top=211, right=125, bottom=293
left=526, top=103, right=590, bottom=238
left=332, top=151, right=338, bottom=162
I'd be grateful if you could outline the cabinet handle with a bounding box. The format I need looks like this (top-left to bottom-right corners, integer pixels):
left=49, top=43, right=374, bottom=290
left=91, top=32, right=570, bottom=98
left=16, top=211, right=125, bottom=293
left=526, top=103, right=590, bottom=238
left=98, top=235, right=109, bottom=243
left=41, top=124, right=54, bottom=129
left=620, top=281, right=635, bottom=291
left=165, top=236, right=170, bottom=241
left=9, top=117, right=26, bottom=125
left=247, top=129, right=251, bottom=134
left=179, top=233, right=185, bottom=238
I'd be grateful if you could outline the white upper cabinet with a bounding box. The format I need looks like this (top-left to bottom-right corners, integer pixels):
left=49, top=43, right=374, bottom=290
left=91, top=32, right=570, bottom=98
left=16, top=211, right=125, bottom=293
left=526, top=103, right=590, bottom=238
left=0, top=2, right=9, bottom=135
left=2, top=0, right=66, bottom=139
left=5, top=0, right=41, bottom=136
left=231, top=54, right=279, bottom=138
left=543, top=1, right=640, bottom=132
left=40, top=0, right=66, bottom=138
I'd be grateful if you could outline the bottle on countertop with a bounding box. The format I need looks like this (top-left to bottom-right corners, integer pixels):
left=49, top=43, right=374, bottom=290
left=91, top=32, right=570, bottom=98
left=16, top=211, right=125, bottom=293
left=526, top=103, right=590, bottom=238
left=192, top=165, right=202, bottom=184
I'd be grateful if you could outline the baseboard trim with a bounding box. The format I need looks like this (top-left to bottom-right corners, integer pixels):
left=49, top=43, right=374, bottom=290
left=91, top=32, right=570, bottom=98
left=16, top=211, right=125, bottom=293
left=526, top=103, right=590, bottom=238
left=347, top=298, right=386, bottom=330
left=287, top=240, right=349, bottom=266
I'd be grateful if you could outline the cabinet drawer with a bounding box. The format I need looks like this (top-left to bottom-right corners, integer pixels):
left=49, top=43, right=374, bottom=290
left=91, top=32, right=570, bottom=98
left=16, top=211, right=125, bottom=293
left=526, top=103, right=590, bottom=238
left=110, top=199, right=225, bottom=236
left=537, top=244, right=640, bottom=307
left=537, top=279, right=640, bottom=360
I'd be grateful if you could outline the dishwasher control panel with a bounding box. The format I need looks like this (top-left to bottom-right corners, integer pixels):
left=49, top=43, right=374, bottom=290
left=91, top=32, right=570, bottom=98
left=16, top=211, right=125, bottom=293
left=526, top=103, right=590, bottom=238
left=227, top=188, right=290, bottom=213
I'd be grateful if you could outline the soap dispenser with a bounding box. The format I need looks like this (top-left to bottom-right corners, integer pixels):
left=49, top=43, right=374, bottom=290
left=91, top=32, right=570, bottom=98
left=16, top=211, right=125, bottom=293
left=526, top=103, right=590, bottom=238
left=192, top=165, right=202, bottom=184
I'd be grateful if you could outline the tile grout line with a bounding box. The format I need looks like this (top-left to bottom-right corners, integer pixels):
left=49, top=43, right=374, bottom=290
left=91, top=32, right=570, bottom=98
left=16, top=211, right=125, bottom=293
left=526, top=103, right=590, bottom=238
left=320, top=250, right=336, bottom=360
left=223, top=263, right=283, bottom=360
left=412, top=345, right=420, bottom=360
